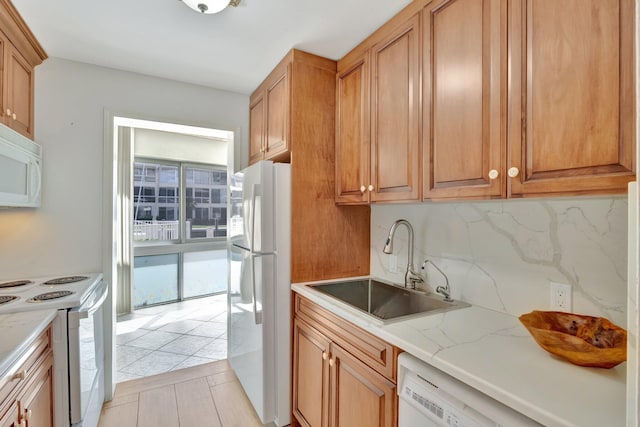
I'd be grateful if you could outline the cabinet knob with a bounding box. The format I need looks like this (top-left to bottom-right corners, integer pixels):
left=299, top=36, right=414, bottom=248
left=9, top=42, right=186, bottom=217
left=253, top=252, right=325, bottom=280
left=12, top=370, right=26, bottom=381
left=20, top=420, right=26, bottom=427
left=5, top=108, right=11, bottom=116
left=322, top=352, right=327, bottom=360
left=12, top=113, right=16, bottom=120
left=488, top=169, right=499, bottom=180
left=359, top=185, right=366, bottom=193
left=24, top=409, right=32, bottom=421
left=329, top=358, right=334, bottom=367
left=507, top=167, right=520, bottom=178
left=367, top=185, right=374, bottom=192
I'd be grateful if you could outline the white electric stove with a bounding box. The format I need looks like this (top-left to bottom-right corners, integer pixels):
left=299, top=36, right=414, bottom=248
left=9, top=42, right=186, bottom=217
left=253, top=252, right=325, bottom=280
left=0, top=273, right=106, bottom=427
left=0, top=273, right=103, bottom=313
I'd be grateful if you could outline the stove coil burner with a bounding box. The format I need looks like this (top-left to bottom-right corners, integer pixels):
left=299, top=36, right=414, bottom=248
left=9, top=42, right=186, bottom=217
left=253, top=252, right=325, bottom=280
left=0, top=295, right=18, bottom=305
left=42, top=276, right=88, bottom=285
left=0, top=280, right=33, bottom=289
left=28, top=290, right=75, bottom=303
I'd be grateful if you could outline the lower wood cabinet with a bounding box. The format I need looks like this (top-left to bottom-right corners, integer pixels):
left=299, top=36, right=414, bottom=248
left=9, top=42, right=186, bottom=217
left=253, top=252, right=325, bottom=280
left=0, top=326, right=54, bottom=427
left=292, top=294, right=398, bottom=427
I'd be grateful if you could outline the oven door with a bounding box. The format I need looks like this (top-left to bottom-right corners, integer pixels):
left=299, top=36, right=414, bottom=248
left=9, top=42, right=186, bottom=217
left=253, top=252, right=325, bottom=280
left=68, top=281, right=108, bottom=427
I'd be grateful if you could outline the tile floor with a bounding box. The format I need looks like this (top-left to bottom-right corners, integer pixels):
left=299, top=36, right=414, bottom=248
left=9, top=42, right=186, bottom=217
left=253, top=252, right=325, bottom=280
left=115, top=293, right=227, bottom=383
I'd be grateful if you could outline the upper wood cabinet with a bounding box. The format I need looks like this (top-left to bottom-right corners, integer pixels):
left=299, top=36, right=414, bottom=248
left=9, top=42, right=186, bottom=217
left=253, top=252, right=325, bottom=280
left=336, top=14, right=421, bottom=204
left=0, top=0, right=47, bottom=140
left=423, top=0, right=506, bottom=200
left=338, top=0, right=634, bottom=202
left=249, top=56, right=291, bottom=164
left=507, top=0, right=635, bottom=197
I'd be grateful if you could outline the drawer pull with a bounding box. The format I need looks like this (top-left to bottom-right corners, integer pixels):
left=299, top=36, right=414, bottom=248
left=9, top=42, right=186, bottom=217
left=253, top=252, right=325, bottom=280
left=13, top=370, right=26, bottom=381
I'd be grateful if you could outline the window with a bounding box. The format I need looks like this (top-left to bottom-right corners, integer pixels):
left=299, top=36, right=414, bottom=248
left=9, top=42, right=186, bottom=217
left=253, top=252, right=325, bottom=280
left=134, top=164, right=157, bottom=183
left=134, top=187, right=156, bottom=203
left=158, top=187, right=178, bottom=204
left=159, top=167, right=178, bottom=185
left=133, top=160, right=227, bottom=242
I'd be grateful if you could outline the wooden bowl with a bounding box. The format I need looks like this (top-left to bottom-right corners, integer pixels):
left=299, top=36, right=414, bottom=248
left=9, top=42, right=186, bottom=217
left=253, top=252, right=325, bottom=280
left=519, top=310, right=627, bottom=369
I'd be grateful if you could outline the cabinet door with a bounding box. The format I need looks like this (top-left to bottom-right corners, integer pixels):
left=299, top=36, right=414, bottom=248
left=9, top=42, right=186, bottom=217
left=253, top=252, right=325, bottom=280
left=20, top=354, right=53, bottom=427
left=329, top=344, right=395, bottom=427
left=0, top=401, right=19, bottom=427
left=508, top=0, right=635, bottom=196
left=370, top=14, right=421, bottom=203
left=292, top=319, right=331, bottom=427
left=423, top=0, right=506, bottom=200
left=6, top=44, right=34, bottom=139
left=249, top=93, right=265, bottom=165
left=335, top=53, right=370, bottom=204
left=265, top=67, right=290, bottom=160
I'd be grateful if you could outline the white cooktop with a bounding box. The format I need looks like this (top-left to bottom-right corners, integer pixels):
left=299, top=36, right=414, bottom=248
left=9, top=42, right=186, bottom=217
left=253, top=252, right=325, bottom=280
left=0, top=273, right=103, bottom=313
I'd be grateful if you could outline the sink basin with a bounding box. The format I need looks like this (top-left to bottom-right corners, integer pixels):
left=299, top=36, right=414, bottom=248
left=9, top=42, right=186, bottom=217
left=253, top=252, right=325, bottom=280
left=310, top=278, right=469, bottom=323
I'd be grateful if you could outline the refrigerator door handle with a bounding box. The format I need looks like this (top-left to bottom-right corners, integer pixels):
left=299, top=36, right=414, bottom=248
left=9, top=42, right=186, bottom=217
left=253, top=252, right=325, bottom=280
left=251, top=254, right=262, bottom=325
left=250, top=252, right=276, bottom=326
left=250, top=183, right=260, bottom=252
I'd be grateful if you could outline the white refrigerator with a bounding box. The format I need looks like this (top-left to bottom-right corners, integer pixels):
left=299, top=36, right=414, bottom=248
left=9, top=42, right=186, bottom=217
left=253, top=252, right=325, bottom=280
left=227, top=160, right=291, bottom=426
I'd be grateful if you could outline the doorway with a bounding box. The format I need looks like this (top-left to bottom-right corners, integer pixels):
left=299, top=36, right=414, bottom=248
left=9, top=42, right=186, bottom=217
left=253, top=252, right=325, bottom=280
left=107, top=116, right=234, bottom=384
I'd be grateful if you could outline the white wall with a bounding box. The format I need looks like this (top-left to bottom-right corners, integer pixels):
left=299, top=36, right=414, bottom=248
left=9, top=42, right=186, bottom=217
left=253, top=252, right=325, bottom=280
left=0, top=58, right=248, bottom=279
left=372, top=196, right=628, bottom=327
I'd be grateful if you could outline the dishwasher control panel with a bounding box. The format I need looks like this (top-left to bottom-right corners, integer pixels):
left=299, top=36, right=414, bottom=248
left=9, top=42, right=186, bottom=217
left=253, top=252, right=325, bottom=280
left=401, top=373, right=488, bottom=427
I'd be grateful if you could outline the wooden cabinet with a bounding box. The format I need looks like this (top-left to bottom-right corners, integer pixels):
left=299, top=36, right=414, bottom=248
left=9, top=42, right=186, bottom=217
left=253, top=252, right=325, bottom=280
left=249, top=58, right=290, bottom=164
left=507, top=0, right=635, bottom=197
left=423, top=0, right=506, bottom=199
left=0, top=0, right=47, bottom=140
left=336, top=14, right=421, bottom=204
left=338, top=0, right=635, bottom=202
left=292, top=318, right=330, bottom=427
left=0, top=326, right=54, bottom=427
left=423, top=0, right=634, bottom=200
left=0, top=401, right=19, bottom=427
left=292, top=294, right=398, bottom=427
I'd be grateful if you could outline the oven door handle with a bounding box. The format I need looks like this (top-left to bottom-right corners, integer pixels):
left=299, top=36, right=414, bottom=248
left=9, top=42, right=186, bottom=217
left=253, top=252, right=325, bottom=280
left=72, top=281, right=108, bottom=320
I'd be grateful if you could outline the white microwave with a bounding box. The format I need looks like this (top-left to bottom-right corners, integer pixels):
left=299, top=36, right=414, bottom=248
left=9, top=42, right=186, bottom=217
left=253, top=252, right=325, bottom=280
left=0, top=125, right=41, bottom=207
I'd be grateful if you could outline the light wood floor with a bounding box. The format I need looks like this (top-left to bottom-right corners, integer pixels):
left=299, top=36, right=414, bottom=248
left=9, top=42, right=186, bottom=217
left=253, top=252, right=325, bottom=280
left=99, top=359, right=263, bottom=427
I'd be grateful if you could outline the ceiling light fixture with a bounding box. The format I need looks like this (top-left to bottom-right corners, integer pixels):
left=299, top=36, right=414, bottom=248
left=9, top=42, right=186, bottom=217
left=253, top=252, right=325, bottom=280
left=180, top=0, right=240, bottom=14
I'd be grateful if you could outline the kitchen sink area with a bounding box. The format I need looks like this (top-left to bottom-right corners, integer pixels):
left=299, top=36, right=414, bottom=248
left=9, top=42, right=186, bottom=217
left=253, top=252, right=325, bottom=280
left=310, top=278, right=469, bottom=323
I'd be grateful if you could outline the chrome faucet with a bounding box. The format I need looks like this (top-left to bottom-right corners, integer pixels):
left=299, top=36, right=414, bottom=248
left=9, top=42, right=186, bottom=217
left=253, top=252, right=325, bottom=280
left=383, top=219, right=424, bottom=289
left=422, top=259, right=453, bottom=302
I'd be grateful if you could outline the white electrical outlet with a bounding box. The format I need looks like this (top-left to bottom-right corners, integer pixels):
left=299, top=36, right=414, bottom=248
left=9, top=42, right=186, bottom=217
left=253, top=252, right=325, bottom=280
left=389, top=255, right=398, bottom=273
left=550, top=282, right=572, bottom=311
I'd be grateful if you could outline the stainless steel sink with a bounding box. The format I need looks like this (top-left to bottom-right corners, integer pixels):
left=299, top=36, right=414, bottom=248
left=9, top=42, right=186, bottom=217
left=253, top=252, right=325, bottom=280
left=310, top=278, right=469, bottom=323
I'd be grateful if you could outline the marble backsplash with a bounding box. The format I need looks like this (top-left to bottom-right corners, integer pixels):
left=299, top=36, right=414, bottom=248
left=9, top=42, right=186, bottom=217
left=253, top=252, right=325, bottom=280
left=370, top=196, right=629, bottom=326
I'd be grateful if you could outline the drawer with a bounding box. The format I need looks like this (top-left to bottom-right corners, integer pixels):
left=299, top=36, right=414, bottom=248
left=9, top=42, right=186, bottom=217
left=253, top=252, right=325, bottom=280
left=294, top=293, right=399, bottom=381
left=0, top=326, right=51, bottom=416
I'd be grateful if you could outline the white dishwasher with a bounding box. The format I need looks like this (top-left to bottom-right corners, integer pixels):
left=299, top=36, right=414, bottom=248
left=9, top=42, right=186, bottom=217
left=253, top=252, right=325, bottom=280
left=397, top=353, right=541, bottom=427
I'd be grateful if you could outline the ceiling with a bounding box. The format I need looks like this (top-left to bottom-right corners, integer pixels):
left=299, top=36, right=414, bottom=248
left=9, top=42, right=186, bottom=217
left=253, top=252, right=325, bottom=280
left=12, top=0, right=413, bottom=95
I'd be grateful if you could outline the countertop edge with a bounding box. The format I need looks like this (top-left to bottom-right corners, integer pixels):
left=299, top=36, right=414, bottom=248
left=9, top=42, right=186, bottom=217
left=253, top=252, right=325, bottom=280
left=291, top=282, right=625, bottom=427
left=0, top=309, right=57, bottom=378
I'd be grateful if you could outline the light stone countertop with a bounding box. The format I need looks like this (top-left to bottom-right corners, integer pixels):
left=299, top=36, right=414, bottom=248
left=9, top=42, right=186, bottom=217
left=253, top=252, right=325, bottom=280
left=292, top=280, right=626, bottom=427
left=0, top=309, right=57, bottom=378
